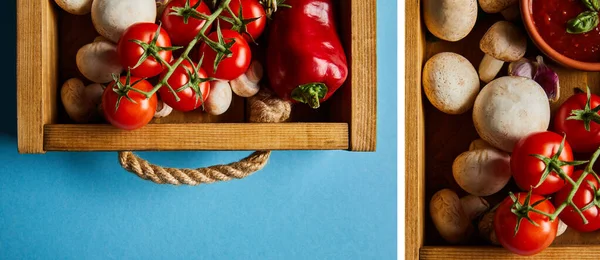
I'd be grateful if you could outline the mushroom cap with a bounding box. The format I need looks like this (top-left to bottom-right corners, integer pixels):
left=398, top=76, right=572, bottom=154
left=473, top=76, right=550, bottom=152
left=430, top=189, right=472, bottom=244
left=76, top=41, right=123, bottom=83
left=452, top=148, right=512, bottom=196
left=91, top=0, right=157, bottom=42
left=478, top=0, right=518, bottom=13
left=423, top=0, right=478, bottom=42
left=55, top=0, right=93, bottom=15
left=480, top=21, right=527, bottom=62
left=423, top=52, right=480, bottom=114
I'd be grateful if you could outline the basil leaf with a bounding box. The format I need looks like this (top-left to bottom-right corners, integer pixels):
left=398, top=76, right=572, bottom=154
left=567, top=11, right=599, bottom=34
left=582, top=0, right=599, bottom=11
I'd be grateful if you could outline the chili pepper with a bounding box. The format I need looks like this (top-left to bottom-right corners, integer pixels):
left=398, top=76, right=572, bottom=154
left=266, top=0, right=348, bottom=109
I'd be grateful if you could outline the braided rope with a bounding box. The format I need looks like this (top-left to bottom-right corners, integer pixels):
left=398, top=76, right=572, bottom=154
left=118, top=88, right=292, bottom=185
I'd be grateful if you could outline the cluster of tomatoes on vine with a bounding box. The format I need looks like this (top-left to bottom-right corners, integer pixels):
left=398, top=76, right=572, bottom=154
left=101, top=0, right=275, bottom=130
left=493, top=87, right=600, bottom=256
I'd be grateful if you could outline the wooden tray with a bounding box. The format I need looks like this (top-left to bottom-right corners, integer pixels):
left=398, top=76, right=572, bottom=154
left=406, top=1, right=600, bottom=259
left=16, top=0, right=376, bottom=153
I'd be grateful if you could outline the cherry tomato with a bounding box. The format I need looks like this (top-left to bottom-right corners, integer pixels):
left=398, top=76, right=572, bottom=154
left=117, top=23, right=174, bottom=78
left=102, top=76, right=157, bottom=130
left=199, top=29, right=251, bottom=81
left=554, top=170, right=600, bottom=232
left=161, top=0, right=213, bottom=46
left=220, top=0, right=267, bottom=42
left=158, top=60, right=211, bottom=112
left=495, top=192, right=558, bottom=256
left=554, top=91, right=600, bottom=153
left=511, top=131, right=576, bottom=195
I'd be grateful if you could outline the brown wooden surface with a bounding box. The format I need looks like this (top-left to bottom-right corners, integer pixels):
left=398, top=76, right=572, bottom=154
left=44, top=123, right=349, bottom=151
left=17, top=0, right=58, bottom=153
left=405, top=0, right=426, bottom=258
left=420, top=246, right=600, bottom=259
left=342, top=0, right=377, bottom=152
left=407, top=0, right=600, bottom=258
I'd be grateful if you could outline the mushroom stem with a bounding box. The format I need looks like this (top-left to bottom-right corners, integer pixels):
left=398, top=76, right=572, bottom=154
left=479, top=54, right=505, bottom=83
left=460, top=195, right=490, bottom=220
left=501, top=4, right=521, bottom=21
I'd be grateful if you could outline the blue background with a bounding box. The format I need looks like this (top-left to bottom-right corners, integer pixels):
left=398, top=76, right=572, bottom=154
left=1, top=0, right=397, bottom=259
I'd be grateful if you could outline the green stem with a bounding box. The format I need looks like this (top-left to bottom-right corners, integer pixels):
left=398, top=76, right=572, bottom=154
left=549, top=147, right=600, bottom=221
left=143, top=0, right=233, bottom=99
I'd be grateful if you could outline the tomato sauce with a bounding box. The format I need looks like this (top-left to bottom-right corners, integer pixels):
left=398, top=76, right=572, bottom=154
left=533, top=0, right=600, bottom=62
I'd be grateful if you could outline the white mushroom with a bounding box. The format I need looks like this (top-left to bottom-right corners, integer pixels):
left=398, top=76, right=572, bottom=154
left=422, top=52, right=480, bottom=115
left=452, top=147, right=512, bottom=196
left=430, top=189, right=489, bottom=244
left=473, top=76, right=550, bottom=152
left=61, top=78, right=104, bottom=123
left=54, top=0, right=93, bottom=15
left=204, top=80, right=233, bottom=115
left=76, top=41, right=123, bottom=84
left=92, top=0, right=157, bottom=43
left=479, top=21, right=527, bottom=83
left=154, top=100, right=173, bottom=118
left=423, top=0, right=478, bottom=42
left=230, top=60, right=263, bottom=97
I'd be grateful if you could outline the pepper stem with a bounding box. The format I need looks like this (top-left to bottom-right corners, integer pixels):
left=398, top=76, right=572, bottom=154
left=291, top=83, right=328, bottom=109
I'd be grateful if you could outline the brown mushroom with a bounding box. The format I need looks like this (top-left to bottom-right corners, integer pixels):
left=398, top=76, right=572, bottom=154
left=478, top=21, right=527, bottom=83
left=61, top=79, right=104, bottom=123
left=478, top=207, right=500, bottom=245
left=430, top=189, right=489, bottom=244
left=478, top=0, right=518, bottom=14
left=501, top=4, right=521, bottom=21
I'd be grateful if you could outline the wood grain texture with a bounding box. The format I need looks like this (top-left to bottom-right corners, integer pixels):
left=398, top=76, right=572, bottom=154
left=405, top=0, right=425, bottom=259
left=44, top=123, right=349, bottom=151
left=17, top=0, right=58, bottom=153
left=420, top=246, right=600, bottom=259
left=347, top=0, right=377, bottom=151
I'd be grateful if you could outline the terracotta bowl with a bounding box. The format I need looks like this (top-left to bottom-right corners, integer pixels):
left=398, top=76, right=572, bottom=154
left=520, top=0, right=600, bottom=71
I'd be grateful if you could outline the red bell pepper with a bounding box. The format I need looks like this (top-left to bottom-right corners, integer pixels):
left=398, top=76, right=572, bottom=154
left=266, top=0, right=348, bottom=109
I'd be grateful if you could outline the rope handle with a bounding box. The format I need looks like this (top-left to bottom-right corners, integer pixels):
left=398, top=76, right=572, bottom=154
left=118, top=88, right=292, bottom=185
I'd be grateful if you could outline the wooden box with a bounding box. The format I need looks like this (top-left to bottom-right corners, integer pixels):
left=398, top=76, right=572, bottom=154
left=16, top=0, right=376, bottom=154
left=406, top=0, right=600, bottom=259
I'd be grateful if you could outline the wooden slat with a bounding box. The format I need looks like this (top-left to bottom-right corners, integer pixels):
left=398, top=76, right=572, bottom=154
left=348, top=0, right=377, bottom=151
left=43, top=123, right=349, bottom=151
left=17, top=0, right=58, bottom=153
left=405, top=0, right=426, bottom=259
left=420, top=246, right=600, bottom=259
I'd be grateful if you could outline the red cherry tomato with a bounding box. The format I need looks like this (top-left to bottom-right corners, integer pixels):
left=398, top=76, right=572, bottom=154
left=199, top=29, right=251, bottom=81
left=102, top=76, right=157, bottom=130
left=511, top=131, right=576, bottom=195
left=161, top=0, right=213, bottom=46
left=554, top=170, right=600, bottom=232
left=158, top=60, right=211, bottom=112
left=117, top=23, right=174, bottom=78
left=495, top=192, right=558, bottom=256
left=554, top=91, right=600, bottom=153
left=220, top=0, right=267, bottom=42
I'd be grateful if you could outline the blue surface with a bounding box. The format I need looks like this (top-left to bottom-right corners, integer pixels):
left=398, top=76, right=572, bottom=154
left=1, top=1, right=397, bottom=259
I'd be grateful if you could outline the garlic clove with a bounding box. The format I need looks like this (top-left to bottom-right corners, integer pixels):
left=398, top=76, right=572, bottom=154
left=533, top=56, right=560, bottom=102
left=508, top=58, right=534, bottom=79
